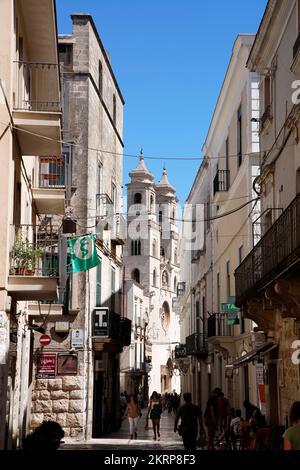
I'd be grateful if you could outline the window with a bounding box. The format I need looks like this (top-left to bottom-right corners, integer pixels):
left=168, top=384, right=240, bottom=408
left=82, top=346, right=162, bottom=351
left=159, top=210, right=163, bottom=223
left=162, top=270, right=168, bottom=288
left=238, top=245, right=243, bottom=265
left=111, top=267, right=115, bottom=311
left=111, top=182, right=116, bottom=213
left=153, top=269, right=156, bottom=287
left=237, top=105, right=242, bottom=167
left=160, top=246, right=165, bottom=257
left=132, top=269, right=140, bottom=283
left=95, top=259, right=102, bottom=307
left=264, top=76, right=271, bottom=114
left=174, top=247, right=177, bottom=264
left=152, top=239, right=157, bottom=257
left=226, top=261, right=231, bottom=298
left=150, top=195, right=154, bottom=211
left=173, top=276, right=177, bottom=293
left=99, top=61, right=103, bottom=96
left=216, top=272, right=220, bottom=312
left=225, top=137, right=229, bottom=172
left=97, top=162, right=103, bottom=195
left=131, top=239, right=141, bottom=256
left=113, top=93, right=116, bottom=125
left=171, top=209, right=175, bottom=222
left=134, top=193, right=142, bottom=204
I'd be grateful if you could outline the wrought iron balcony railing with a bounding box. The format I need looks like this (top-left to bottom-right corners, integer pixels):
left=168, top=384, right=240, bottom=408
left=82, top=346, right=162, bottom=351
left=213, top=170, right=230, bottom=195
left=38, top=156, right=65, bottom=187
left=207, top=313, right=233, bottom=338
left=235, top=193, right=300, bottom=305
left=14, top=62, right=61, bottom=112
left=186, top=332, right=208, bottom=357
left=9, top=224, right=59, bottom=277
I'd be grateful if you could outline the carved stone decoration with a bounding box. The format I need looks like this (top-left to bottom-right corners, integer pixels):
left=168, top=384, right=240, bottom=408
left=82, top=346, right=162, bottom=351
left=273, top=279, right=300, bottom=320
left=245, top=298, right=275, bottom=334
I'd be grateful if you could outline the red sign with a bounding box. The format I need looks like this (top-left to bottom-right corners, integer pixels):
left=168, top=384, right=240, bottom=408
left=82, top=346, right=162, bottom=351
left=40, top=334, right=51, bottom=346
left=36, top=353, right=56, bottom=378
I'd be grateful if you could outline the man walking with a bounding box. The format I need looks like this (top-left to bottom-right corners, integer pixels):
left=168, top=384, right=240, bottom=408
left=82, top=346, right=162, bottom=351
left=174, top=392, right=204, bottom=451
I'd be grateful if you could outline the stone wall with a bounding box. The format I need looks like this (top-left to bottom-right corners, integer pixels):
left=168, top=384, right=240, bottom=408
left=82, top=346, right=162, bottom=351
left=31, top=376, right=84, bottom=438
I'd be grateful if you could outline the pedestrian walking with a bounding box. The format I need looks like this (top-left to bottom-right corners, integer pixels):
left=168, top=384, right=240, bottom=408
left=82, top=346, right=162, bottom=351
left=283, top=401, right=300, bottom=450
left=174, top=392, right=204, bottom=451
left=123, top=394, right=141, bottom=440
left=204, top=387, right=220, bottom=449
left=147, top=391, right=162, bottom=440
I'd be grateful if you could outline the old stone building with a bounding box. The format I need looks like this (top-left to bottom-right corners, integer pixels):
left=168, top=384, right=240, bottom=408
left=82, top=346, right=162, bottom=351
left=235, top=0, right=300, bottom=427
left=121, top=153, right=180, bottom=396
left=29, top=13, right=129, bottom=441
left=0, top=0, right=63, bottom=448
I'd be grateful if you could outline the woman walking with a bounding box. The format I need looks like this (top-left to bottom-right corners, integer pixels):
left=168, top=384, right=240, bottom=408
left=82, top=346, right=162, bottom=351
left=123, top=394, right=141, bottom=439
left=283, top=401, right=300, bottom=450
left=147, top=391, right=162, bottom=440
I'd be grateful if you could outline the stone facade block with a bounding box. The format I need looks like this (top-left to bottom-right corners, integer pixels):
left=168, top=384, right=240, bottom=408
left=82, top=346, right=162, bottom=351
left=47, top=379, right=63, bottom=391
left=62, top=376, right=82, bottom=391
left=31, top=391, right=38, bottom=401
left=52, top=399, right=69, bottom=413
left=68, top=400, right=83, bottom=413
left=70, top=427, right=83, bottom=438
left=66, top=413, right=83, bottom=428
left=62, top=427, right=70, bottom=437
left=35, top=400, right=52, bottom=413
left=51, top=390, right=69, bottom=400
left=39, top=390, right=51, bottom=400
left=35, top=380, right=48, bottom=390
left=30, top=413, right=44, bottom=427
left=43, top=413, right=57, bottom=421
left=69, top=390, right=83, bottom=399
left=55, top=413, right=67, bottom=427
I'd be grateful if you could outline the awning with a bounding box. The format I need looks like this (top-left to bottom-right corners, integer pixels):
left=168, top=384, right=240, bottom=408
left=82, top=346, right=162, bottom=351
left=225, top=341, right=278, bottom=369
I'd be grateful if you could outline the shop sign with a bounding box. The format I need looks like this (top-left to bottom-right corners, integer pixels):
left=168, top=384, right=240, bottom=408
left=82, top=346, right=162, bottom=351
left=57, top=353, right=78, bottom=375
left=92, top=308, right=109, bottom=337
left=36, top=353, right=56, bottom=378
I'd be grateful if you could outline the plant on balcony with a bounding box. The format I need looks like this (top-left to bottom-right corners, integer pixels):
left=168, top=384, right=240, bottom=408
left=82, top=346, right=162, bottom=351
left=10, top=237, right=43, bottom=275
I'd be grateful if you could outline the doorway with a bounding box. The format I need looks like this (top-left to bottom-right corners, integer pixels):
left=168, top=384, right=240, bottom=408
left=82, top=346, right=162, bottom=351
left=92, top=365, right=104, bottom=437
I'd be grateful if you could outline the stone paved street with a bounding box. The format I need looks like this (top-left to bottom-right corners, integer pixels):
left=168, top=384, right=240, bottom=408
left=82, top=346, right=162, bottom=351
left=61, top=410, right=185, bottom=450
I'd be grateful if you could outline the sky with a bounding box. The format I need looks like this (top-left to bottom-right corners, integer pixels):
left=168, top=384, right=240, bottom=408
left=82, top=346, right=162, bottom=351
left=56, top=0, right=267, bottom=206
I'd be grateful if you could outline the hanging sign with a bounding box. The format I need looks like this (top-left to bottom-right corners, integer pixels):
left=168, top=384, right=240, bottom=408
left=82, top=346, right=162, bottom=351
left=68, top=234, right=100, bottom=272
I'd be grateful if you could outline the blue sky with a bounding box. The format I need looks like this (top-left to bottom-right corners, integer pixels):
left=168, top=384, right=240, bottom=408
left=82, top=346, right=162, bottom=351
left=56, top=0, right=267, bottom=205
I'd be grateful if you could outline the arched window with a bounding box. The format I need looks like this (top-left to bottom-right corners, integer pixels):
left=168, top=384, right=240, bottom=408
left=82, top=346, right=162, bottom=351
left=113, top=93, right=116, bottom=125
left=131, top=239, right=141, bottom=256
left=152, top=239, right=157, bottom=257
left=161, top=301, right=170, bottom=331
left=132, top=269, right=140, bottom=283
left=153, top=269, right=156, bottom=287
left=173, top=276, right=177, bottom=293
left=159, top=210, right=163, bottom=223
left=134, top=193, right=142, bottom=204
left=162, top=270, right=168, bottom=288
left=150, top=194, right=154, bottom=211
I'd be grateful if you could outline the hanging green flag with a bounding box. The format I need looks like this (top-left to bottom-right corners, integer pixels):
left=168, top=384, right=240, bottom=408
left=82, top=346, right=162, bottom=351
left=68, top=234, right=100, bottom=273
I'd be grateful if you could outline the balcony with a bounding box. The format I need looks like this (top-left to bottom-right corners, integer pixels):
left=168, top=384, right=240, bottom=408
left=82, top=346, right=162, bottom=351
left=174, top=344, right=187, bottom=359
left=186, top=332, right=208, bottom=357
left=130, top=363, right=146, bottom=376
left=96, top=194, right=125, bottom=245
left=207, top=313, right=234, bottom=338
left=235, top=193, right=300, bottom=306
left=8, top=224, right=59, bottom=301
left=213, top=170, right=230, bottom=195
left=13, top=62, right=61, bottom=156
left=32, top=156, right=65, bottom=214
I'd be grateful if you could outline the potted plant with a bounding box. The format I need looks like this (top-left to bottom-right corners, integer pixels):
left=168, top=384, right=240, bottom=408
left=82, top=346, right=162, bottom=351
left=24, top=244, right=43, bottom=275
left=10, top=236, right=27, bottom=275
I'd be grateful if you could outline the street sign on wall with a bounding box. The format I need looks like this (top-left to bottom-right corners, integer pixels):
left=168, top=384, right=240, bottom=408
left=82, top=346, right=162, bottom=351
left=92, top=308, right=109, bottom=337
left=36, top=353, right=56, bottom=378
left=39, top=334, right=51, bottom=346
left=71, top=329, right=84, bottom=348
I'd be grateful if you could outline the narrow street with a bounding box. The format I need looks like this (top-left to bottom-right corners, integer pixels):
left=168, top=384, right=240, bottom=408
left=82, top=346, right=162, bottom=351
left=61, top=410, right=183, bottom=450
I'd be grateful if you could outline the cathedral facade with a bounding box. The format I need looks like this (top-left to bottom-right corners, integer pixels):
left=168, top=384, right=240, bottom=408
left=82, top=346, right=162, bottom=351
left=121, top=152, right=180, bottom=396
